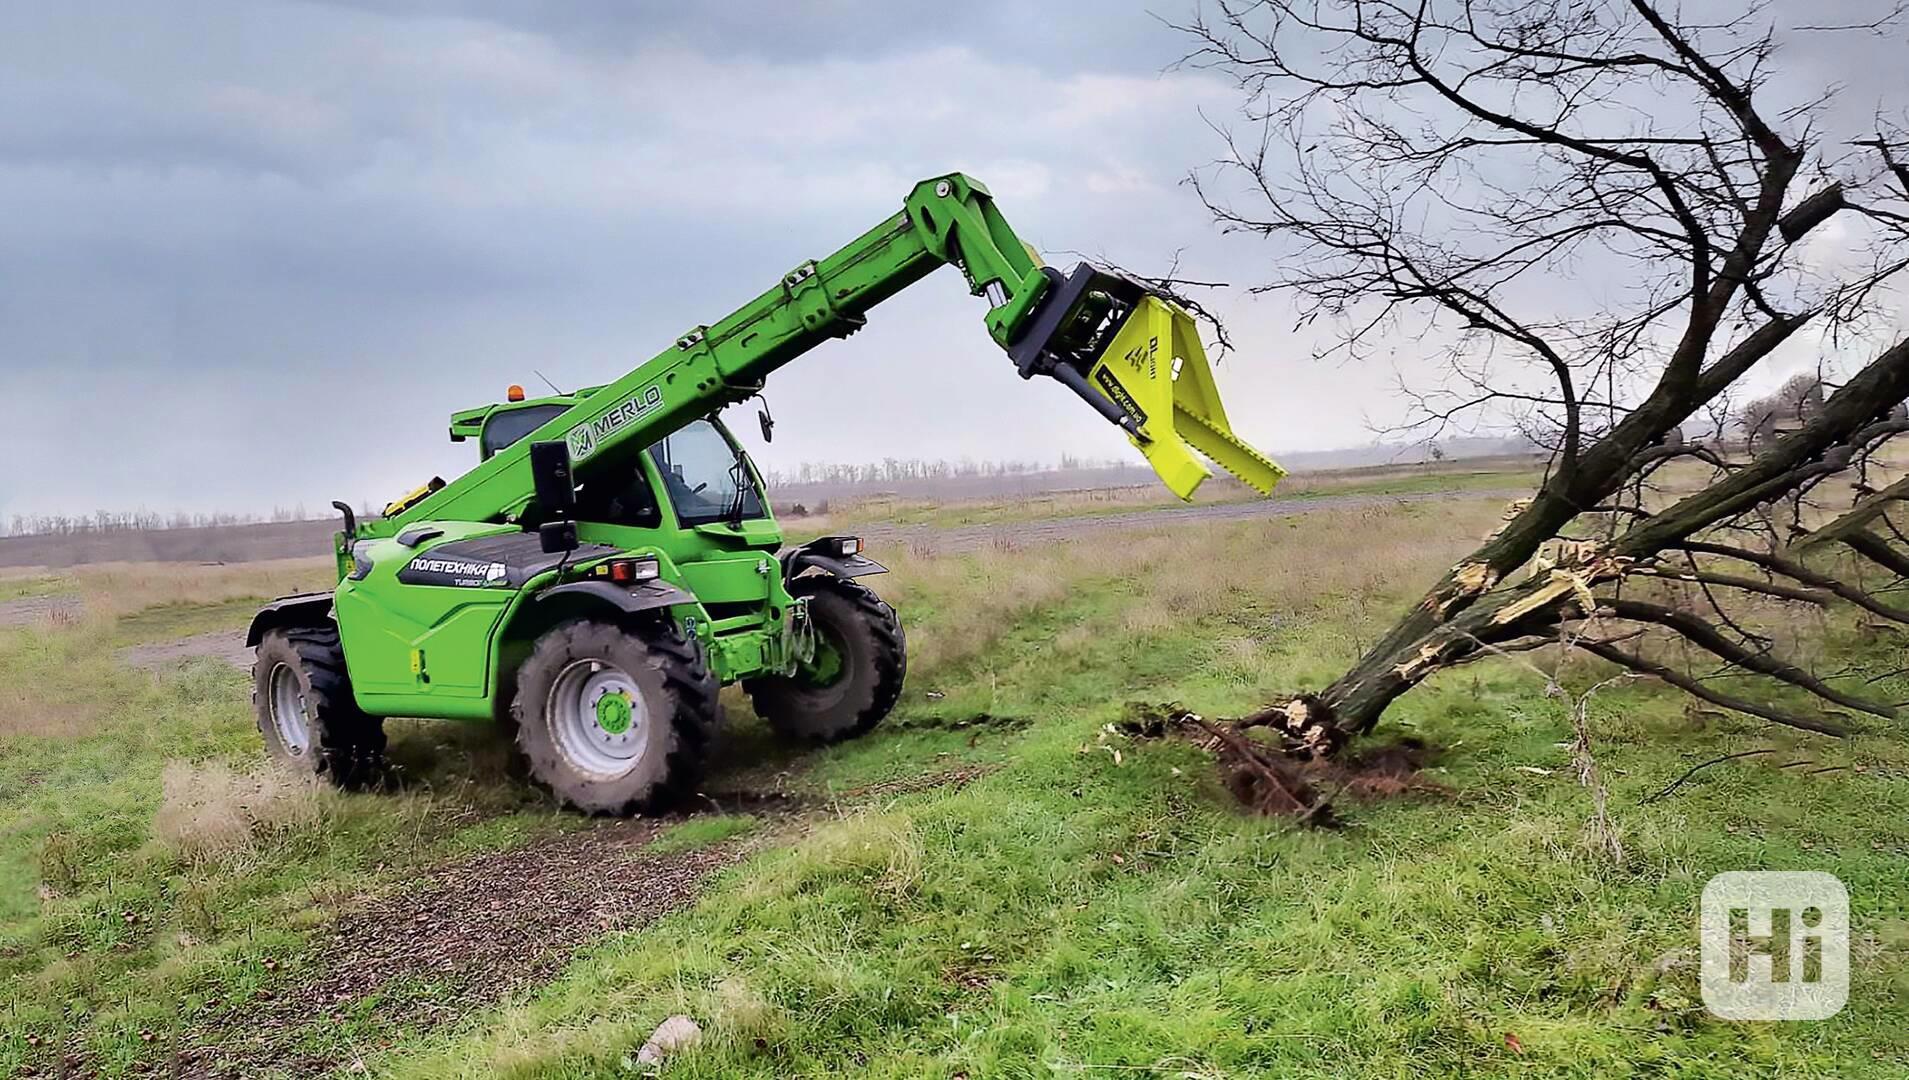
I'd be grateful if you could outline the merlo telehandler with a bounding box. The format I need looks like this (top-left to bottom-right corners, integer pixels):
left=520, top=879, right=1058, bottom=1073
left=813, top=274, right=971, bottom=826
left=248, top=173, right=1284, bottom=814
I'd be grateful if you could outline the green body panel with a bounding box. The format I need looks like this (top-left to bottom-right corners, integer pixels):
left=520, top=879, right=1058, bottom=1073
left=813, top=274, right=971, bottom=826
left=335, top=426, right=802, bottom=720
left=335, top=520, right=523, bottom=720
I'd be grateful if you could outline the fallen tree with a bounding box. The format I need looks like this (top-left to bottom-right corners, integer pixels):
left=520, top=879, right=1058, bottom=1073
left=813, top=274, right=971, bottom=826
left=1176, top=0, right=1909, bottom=753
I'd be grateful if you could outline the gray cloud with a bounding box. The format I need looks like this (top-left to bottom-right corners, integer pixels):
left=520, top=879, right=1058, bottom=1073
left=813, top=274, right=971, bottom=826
left=1, top=2, right=1899, bottom=521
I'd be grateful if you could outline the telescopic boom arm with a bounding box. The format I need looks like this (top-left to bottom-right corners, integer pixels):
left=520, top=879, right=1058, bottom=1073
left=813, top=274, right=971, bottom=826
left=383, top=173, right=1281, bottom=533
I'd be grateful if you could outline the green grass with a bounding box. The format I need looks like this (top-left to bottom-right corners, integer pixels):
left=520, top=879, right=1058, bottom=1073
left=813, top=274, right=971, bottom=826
left=645, top=815, right=763, bottom=855
left=1279, top=465, right=1542, bottom=499
left=0, top=574, right=69, bottom=604
left=111, top=597, right=263, bottom=644
left=362, top=571, right=1909, bottom=1080
left=3, top=494, right=1906, bottom=1078
left=0, top=601, right=569, bottom=1076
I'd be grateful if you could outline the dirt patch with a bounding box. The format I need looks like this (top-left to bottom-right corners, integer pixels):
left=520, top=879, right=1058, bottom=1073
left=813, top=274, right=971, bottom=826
left=835, top=763, right=995, bottom=801
left=0, top=594, right=79, bottom=628
left=1122, top=702, right=1445, bottom=821
left=1205, top=727, right=1446, bottom=822
left=1320, top=739, right=1443, bottom=798
left=178, top=818, right=753, bottom=1077
left=121, top=630, right=251, bottom=673
left=172, top=766, right=990, bottom=1077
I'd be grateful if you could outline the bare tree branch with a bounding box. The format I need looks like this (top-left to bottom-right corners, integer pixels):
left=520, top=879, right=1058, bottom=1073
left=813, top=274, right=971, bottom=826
left=1174, top=0, right=1909, bottom=752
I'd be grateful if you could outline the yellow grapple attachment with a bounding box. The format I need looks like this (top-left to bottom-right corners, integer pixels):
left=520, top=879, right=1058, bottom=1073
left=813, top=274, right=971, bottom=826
left=1084, top=296, right=1285, bottom=500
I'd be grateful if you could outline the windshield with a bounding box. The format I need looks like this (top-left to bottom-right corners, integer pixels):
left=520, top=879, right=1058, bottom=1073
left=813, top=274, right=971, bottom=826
left=481, top=404, right=568, bottom=459
left=649, top=419, right=765, bottom=526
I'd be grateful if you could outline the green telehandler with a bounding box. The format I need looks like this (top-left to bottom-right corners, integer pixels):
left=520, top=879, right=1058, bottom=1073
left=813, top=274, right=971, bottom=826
left=248, top=172, right=1285, bottom=814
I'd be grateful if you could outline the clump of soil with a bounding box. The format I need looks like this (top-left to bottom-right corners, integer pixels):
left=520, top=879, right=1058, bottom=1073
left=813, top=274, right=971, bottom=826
left=1323, top=739, right=1442, bottom=798
left=1121, top=701, right=1445, bottom=822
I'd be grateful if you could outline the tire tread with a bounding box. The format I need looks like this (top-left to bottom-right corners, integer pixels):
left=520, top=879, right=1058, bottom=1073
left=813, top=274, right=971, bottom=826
left=744, top=574, right=906, bottom=743
left=509, top=618, right=717, bottom=816
left=253, top=624, right=385, bottom=788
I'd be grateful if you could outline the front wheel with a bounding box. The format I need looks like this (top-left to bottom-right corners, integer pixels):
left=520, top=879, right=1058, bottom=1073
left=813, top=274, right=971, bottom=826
left=744, top=575, right=906, bottom=744
left=511, top=619, right=717, bottom=815
left=252, top=626, right=386, bottom=788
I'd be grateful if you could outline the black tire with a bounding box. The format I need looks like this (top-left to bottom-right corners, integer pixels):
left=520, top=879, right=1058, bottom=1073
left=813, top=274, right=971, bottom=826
left=510, top=618, right=717, bottom=815
left=744, top=575, right=906, bottom=744
left=252, top=626, right=386, bottom=788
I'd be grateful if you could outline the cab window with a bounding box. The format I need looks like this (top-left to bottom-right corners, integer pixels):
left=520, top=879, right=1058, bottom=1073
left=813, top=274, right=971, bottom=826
left=574, top=460, right=662, bottom=528
left=648, top=419, right=764, bottom=526
left=480, top=404, right=568, bottom=459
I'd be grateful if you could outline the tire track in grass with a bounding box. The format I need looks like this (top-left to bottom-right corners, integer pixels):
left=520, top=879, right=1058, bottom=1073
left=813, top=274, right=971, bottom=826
left=172, top=769, right=991, bottom=1078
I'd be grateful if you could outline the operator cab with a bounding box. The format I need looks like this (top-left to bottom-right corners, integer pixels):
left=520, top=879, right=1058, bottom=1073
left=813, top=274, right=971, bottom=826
left=472, top=402, right=767, bottom=529
left=646, top=418, right=765, bottom=525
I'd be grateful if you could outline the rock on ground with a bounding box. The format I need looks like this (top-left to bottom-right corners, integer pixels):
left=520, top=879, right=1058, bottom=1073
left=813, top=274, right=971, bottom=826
left=637, top=1014, right=703, bottom=1065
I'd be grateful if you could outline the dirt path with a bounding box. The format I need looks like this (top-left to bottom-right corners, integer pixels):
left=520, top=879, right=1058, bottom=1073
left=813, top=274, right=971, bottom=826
left=176, top=768, right=987, bottom=1077
left=0, top=593, right=78, bottom=627
left=122, top=630, right=255, bottom=673
left=110, top=489, right=1517, bottom=675
left=180, top=817, right=752, bottom=1077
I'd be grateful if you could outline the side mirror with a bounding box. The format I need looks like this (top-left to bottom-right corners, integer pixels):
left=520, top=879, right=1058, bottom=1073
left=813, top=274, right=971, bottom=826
left=538, top=520, right=579, bottom=554
left=528, top=440, right=580, bottom=553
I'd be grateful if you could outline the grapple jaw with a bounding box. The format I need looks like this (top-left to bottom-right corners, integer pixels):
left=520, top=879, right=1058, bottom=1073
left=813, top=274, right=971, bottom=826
left=1004, top=263, right=1284, bottom=500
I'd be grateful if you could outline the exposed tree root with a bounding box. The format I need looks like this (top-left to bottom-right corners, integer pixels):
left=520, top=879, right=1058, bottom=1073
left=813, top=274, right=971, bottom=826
left=1122, top=702, right=1443, bottom=822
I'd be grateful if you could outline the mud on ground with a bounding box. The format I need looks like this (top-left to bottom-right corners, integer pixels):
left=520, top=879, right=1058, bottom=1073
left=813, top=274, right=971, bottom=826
left=177, top=818, right=750, bottom=1077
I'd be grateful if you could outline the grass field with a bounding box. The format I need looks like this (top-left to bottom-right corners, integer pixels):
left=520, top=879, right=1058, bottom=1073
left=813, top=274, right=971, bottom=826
left=794, top=457, right=1544, bottom=534
left=2, top=478, right=1905, bottom=1078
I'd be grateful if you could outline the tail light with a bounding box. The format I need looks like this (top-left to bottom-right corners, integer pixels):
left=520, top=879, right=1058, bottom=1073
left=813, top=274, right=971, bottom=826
left=602, top=557, right=660, bottom=584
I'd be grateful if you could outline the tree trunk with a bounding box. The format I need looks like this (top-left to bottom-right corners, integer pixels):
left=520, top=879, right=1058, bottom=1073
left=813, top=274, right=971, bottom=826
left=1254, top=337, right=1909, bottom=752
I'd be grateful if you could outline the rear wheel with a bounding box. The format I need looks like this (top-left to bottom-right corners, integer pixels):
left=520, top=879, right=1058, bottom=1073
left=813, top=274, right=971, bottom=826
left=252, top=626, right=385, bottom=788
left=745, top=575, right=906, bottom=743
left=511, top=619, right=717, bottom=815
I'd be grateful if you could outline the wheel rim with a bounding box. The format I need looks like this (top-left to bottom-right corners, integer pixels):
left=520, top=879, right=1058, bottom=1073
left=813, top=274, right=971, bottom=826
left=268, top=662, right=313, bottom=757
left=798, top=626, right=848, bottom=687
left=547, top=659, right=651, bottom=779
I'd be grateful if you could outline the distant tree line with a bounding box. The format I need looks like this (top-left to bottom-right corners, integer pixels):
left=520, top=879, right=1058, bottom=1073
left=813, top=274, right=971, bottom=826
left=4, top=506, right=313, bottom=538
left=2, top=455, right=1143, bottom=537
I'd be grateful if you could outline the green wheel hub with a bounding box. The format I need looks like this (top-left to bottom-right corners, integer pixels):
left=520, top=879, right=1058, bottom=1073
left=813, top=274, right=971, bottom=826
left=801, top=631, right=846, bottom=686
left=595, top=690, right=634, bottom=736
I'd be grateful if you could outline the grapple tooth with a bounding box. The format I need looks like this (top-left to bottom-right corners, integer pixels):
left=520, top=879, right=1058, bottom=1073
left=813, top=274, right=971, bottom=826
left=1083, top=296, right=1286, bottom=500
left=1175, top=407, right=1285, bottom=495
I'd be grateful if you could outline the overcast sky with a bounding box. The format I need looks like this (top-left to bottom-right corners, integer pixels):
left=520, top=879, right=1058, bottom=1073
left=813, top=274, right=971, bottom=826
left=0, top=1, right=1899, bottom=520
